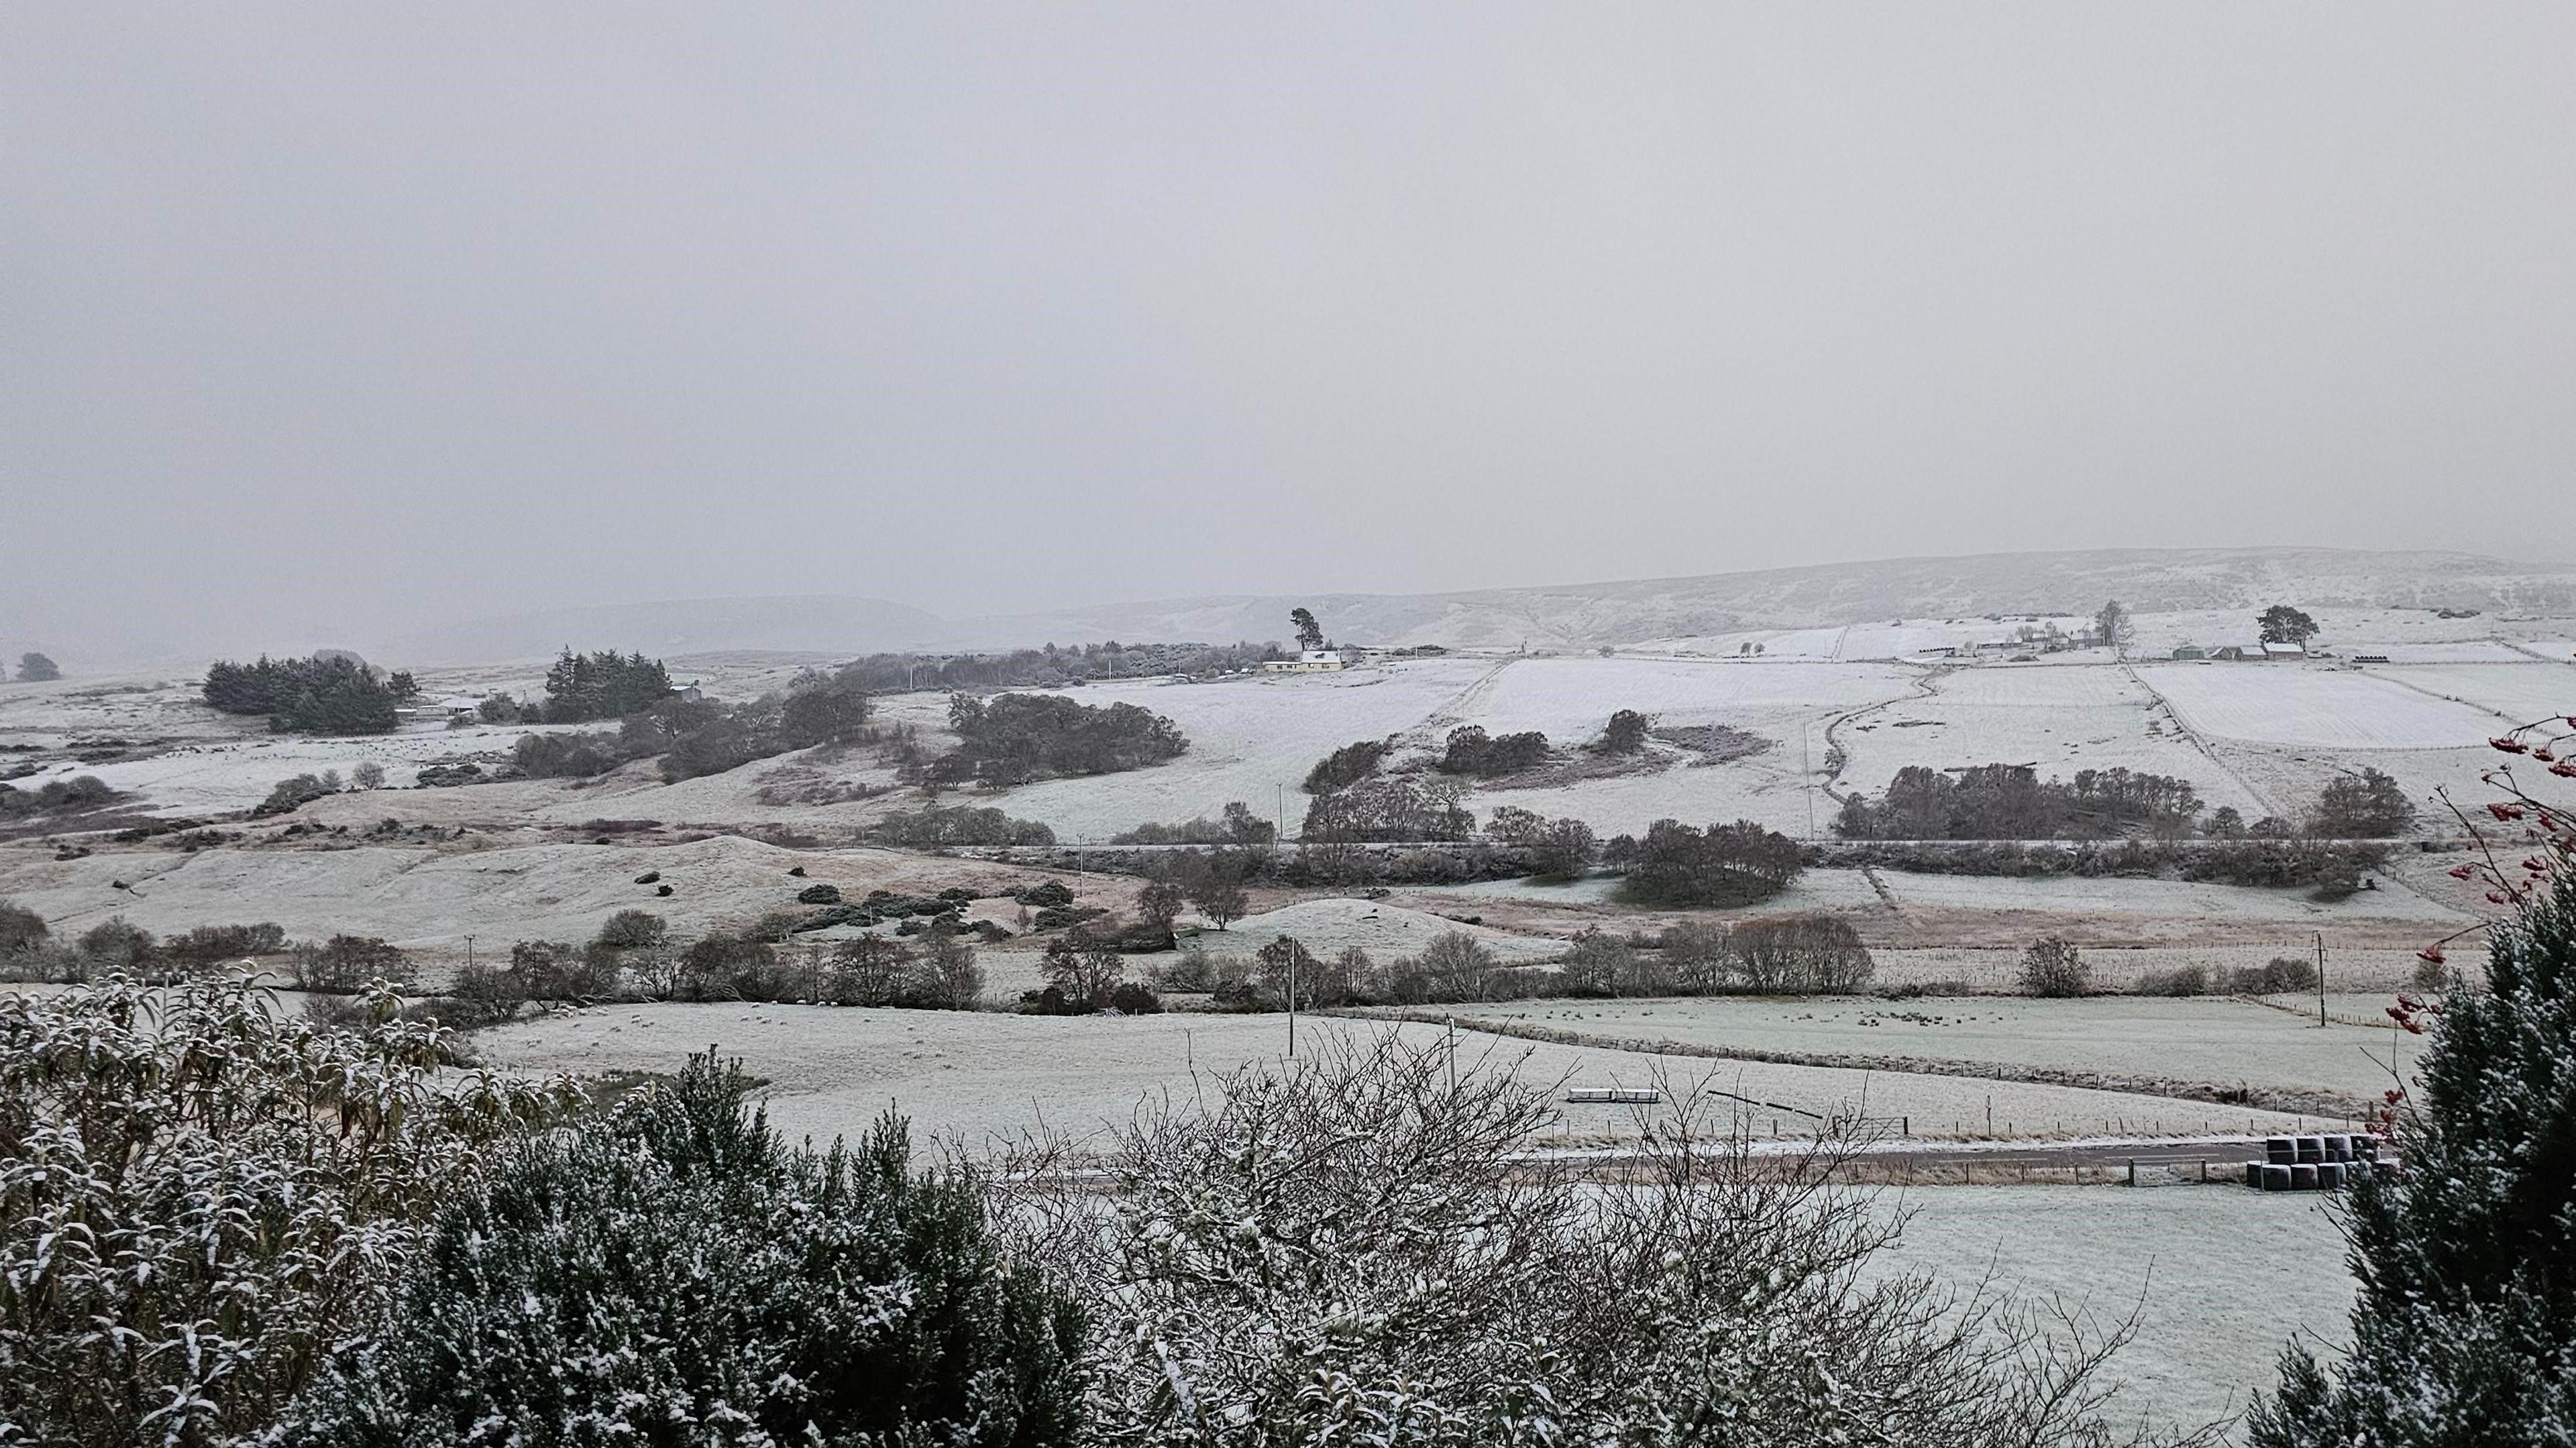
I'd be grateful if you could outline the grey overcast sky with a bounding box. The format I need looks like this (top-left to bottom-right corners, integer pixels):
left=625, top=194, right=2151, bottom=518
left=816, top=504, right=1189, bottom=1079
left=6, top=3, right=2573, bottom=653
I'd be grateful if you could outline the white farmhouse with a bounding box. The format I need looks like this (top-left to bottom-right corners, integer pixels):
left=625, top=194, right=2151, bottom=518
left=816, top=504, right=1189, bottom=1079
left=1260, top=650, right=1348, bottom=675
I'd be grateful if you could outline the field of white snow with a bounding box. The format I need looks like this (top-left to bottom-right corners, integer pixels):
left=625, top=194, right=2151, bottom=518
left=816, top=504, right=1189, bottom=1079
left=1872, top=869, right=2464, bottom=928
left=2135, top=664, right=2502, bottom=750
left=1834, top=662, right=2269, bottom=812
left=0, top=834, right=1099, bottom=954
left=1437, top=995, right=2412, bottom=1101
left=1633, top=617, right=2094, bottom=660
left=1865, top=1186, right=2351, bottom=1433
left=2359, top=662, right=2576, bottom=728
left=917, top=655, right=1919, bottom=840
left=890, top=659, right=1495, bottom=841
left=473, top=1002, right=2315, bottom=1152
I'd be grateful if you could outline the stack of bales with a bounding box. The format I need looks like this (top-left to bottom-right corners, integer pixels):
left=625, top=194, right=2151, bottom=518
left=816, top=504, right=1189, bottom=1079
left=2243, top=1133, right=2385, bottom=1191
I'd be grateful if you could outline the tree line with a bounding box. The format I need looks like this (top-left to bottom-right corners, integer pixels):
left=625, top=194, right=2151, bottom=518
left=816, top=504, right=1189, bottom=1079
left=829, top=639, right=1284, bottom=693
left=1834, top=763, right=2416, bottom=841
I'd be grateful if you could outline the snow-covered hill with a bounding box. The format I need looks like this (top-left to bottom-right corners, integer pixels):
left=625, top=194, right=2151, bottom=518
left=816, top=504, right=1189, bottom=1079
left=374, top=546, right=2576, bottom=661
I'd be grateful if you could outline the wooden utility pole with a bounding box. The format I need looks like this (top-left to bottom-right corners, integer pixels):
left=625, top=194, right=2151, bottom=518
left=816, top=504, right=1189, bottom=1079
left=2316, top=932, right=2328, bottom=1027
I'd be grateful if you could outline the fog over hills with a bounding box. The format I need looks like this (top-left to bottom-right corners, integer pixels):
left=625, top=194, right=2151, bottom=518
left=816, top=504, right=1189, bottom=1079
left=369, top=546, right=2576, bottom=665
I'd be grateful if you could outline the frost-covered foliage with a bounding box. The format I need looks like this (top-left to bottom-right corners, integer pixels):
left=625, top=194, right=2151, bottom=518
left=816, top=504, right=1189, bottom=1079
left=0, top=974, right=569, bottom=1447
left=278, top=1050, right=1085, bottom=1448
left=2249, top=712, right=2576, bottom=1447
left=1004, top=1034, right=2187, bottom=1448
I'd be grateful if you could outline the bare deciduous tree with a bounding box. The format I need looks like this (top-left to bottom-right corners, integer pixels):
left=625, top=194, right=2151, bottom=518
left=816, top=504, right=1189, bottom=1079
left=983, top=1034, right=2198, bottom=1448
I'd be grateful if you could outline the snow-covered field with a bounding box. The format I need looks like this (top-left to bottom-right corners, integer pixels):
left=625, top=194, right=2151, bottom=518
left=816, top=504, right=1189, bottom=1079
left=1866, top=1185, right=2351, bottom=1433
left=877, top=655, right=1917, bottom=840
left=918, top=660, right=1493, bottom=841
left=2136, top=664, right=2503, bottom=750
left=1438, top=995, right=2412, bottom=1101
left=474, top=1002, right=2317, bottom=1152
left=1183, top=897, right=1566, bottom=964
left=1874, top=869, right=2464, bottom=927
left=2359, top=662, right=2576, bottom=728
left=0, top=835, right=1100, bottom=952
left=1836, top=663, right=2269, bottom=813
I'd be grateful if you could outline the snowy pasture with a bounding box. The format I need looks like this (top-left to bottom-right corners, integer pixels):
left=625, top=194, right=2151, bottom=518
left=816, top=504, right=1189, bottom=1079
left=1874, top=870, right=2466, bottom=929
left=918, top=655, right=1918, bottom=841
left=2135, top=664, right=2501, bottom=750
left=472, top=1003, right=2315, bottom=1153
left=1634, top=618, right=2093, bottom=661
left=0, top=835, right=1103, bottom=953
left=1866, top=1186, right=2351, bottom=1433
left=69, top=722, right=568, bottom=816
left=1438, top=995, right=2414, bottom=1101
left=1180, top=897, right=1567, bottom=964
left=924, top=659, right=1493, bottom=840
left=2359, top=662, right=2575, bottom=729
left=1835, top=663, right=2267, bottom=814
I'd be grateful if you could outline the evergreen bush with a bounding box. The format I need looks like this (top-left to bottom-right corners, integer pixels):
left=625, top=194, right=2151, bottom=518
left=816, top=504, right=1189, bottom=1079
left=279, top=1051, right=1085, bottom=1447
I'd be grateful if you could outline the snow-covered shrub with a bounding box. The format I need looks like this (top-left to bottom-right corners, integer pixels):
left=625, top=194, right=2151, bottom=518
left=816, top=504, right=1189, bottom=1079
left=286, top=932, right=413, bottom=993
left=1020, top=1033, right=2169, bottom=1448
left=278, top=1050, right=1085, bottom=1447
left=1729, top=913, right=1874, bottom=993
left=0, top=974, right=569, bottom=1445
left=2019, top=936, right=2090, bottom=997
left=2133, top=964, right=2210, bottom=997
left=0, top=899, right=46, bottom=956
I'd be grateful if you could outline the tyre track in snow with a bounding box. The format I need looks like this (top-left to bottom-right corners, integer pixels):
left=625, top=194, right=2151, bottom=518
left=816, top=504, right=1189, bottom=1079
left=1817, top=664, right=1951, bottom=807
left=1402, top=657, right=1519, bottom=749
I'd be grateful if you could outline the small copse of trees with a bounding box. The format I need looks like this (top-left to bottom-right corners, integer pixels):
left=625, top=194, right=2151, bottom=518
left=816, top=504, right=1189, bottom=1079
left=1606, top=818, right=1804, bottom=907
left=932, top=693, right=1187, bottom=786
left=204, top=655, right=400, bottom=734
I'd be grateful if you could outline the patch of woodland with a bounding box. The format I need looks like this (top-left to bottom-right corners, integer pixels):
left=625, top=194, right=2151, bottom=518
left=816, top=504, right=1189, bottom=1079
left=831, top=638, right=1284, bottom=691
left=917, top=692, right=1189, bottom=787
left=203, top=654, right=407, bottom=734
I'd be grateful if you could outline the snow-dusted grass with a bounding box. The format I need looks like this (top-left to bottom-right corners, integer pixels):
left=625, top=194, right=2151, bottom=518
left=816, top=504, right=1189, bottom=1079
left=1635, top=618, right=2094, bottom=661
left=2138, top=665, right=2500, bottom=750
left=1183, top=897, right=1566, bottom=964
left=1864, top=949, right=2460, bottom=995
left=1864, top=1185, right=2351, bottom=1433
left=2359, top=663, right=2575, bottom=728
left=954, top=660, right=1493, bottom=841
left=922, top=655, right=1915, bottom=841
left=1837, top=663, right=2265, bottom=813
left=1440, top=996, right=2412, bottom=1100
left=1876, top=871, right=2467, bottom=926
left=1460, top=657, right=1911, bottom=735
left=474, top=1003, right=2317, bottom=1153
left=0, top=836, right=1097, bottom=952
left=73, top=722, right=568, bottom=816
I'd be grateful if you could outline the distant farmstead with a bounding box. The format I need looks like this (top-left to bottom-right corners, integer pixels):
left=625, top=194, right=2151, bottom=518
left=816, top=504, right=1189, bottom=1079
left=1260, top=651, right=1347, bottom=675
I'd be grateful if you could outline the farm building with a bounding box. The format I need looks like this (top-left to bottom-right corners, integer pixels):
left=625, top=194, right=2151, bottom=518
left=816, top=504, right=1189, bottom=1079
left=2261, top=641, right=2307, bottom=660
left=1260, top=651, right=1348, bottom=674
left=435, top=695, right=484, bottom=722
left=2170, top=645, right=2210, bottom=661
